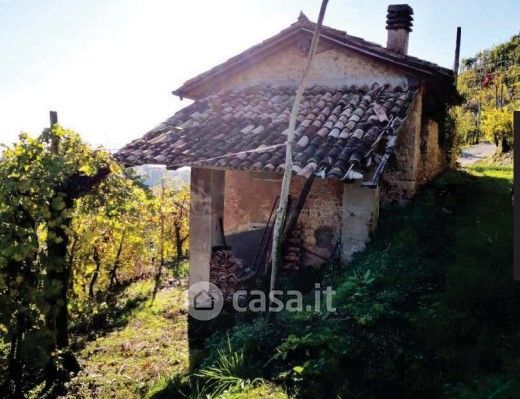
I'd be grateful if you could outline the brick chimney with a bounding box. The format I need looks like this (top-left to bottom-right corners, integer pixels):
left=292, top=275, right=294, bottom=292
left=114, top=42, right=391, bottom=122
left=386, top=4, right=413, bottom=54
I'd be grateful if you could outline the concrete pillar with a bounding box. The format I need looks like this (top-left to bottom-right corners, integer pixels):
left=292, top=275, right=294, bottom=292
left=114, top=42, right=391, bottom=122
left=341, top=181, right=380, bottom=263
left=188, top=168, right=225, bottom=361
left=189, top=167, right=225, bottom=288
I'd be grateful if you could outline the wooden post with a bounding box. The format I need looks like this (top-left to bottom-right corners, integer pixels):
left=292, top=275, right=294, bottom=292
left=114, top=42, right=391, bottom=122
left=49, top=110, right=59, bottom=154
left=514, top=111, right=519, bottom=281
left=281, top=174, right=315, bottom=245
left=453, top=27, right=461, bottom=81
left=268, top=0, right=329, bottom=317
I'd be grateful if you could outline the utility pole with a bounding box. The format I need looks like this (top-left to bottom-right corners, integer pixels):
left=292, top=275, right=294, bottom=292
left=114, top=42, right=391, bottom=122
left=453, top=27, right=461, bottom=81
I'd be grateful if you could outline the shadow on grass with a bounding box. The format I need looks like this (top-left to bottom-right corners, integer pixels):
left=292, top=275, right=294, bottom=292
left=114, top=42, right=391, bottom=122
left=69, top=283, right=150, bottom=351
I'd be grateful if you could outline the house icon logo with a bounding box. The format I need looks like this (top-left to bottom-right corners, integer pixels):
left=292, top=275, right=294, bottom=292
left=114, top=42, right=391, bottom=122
left=194, top=289, right=215, bottom=310
left=188, top=282, right=223, bottom=321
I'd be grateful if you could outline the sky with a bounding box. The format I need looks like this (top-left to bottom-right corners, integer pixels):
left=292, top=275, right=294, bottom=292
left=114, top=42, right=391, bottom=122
left=0, top=0, right=518, bottom=151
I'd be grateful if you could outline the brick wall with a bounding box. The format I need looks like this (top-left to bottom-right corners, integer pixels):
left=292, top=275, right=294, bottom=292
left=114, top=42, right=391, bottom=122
left=223, top=170, right=343, bottom=265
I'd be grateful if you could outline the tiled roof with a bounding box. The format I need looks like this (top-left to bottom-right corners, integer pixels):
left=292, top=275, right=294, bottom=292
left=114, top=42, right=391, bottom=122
left=116, top=83, right=417, bottom=181
left=172, top=13, right=452, bottom=99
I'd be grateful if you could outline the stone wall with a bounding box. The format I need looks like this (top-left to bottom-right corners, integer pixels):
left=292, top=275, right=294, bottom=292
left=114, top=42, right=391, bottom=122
left=293, top=174, right=343, bottom=264
left=380, top=87, right=423, bottom=204
left=223, top=169, right=343, bottom=265
left=417, top=119, right=446, bottom=184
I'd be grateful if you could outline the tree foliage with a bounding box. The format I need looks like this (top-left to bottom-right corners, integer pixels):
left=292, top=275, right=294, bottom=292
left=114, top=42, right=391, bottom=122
left=0, top=126, right=190, bottom=398
left=455, top=34, right=519, bottom=150
left=481, top=106, right=514, bottom=150
left=0, top=126, right=113, bottom=396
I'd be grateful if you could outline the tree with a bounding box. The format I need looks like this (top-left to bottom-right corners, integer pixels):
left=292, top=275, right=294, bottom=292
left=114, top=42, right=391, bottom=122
left=1, top=125, right=192, bottom=396
left=481, top=106, right=513, bottom=152
left=0, top=134, right=48, bottom=398
left=169, top=183, right=190, bottom=261
left=454, top=107, right=480, bottom=144
left=0, top=126, right=111, bottom=396
left=151, top=179, right=190, bottom=300
left=70, top=167, right=153, bottom=302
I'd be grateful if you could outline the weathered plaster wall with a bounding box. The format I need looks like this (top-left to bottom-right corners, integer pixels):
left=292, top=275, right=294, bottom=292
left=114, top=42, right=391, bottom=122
left=189, top=39, right=410, bottom=98
left=341, top=182, right=379, bottom=262
left=417, top=119, right=446, bottom=184
left=380, top=88, right=423, bottom=203
left=223, top=169, right=343, bottom=265
left=223, top=170, right=281, bottom=234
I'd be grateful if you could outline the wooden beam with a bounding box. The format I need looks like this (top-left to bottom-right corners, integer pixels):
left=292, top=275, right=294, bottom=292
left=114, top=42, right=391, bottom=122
left=49, top=110, right=58, bottom=126
left=281, top=174, right=315, bottom=245
left=514, top=111, right=519, bottom=281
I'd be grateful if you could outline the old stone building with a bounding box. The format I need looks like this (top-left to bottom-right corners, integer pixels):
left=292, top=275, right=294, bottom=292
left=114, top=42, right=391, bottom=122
left=117, top=4, right=459, bottom=291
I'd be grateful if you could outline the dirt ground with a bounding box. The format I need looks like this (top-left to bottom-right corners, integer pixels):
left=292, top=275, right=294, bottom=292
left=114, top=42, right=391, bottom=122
left=458, top=142, right=496, bottom=167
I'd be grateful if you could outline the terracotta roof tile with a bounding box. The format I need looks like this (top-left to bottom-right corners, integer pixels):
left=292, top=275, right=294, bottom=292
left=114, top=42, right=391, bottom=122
left=117, top=83, right=417, bottom=181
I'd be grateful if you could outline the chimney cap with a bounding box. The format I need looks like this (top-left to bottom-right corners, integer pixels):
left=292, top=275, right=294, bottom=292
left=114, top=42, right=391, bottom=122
left=386, top=4, right=413, bottom=32
left=387, top=4, right=414, bottom=14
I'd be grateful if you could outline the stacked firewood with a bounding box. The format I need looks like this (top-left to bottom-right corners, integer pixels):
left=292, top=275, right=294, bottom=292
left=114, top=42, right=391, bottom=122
left=283, top=226, right=303, bottom=271
left=209, top=249, right=243, bottom=302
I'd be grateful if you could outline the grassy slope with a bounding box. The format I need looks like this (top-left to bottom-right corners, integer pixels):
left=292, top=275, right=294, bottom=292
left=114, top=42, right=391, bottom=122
left=62, top=280, right=189, bottom=399
left=220, top=384, right=289, bottom=399
left=364, top=163, right=517, bottom=397
left=328, top=162, right=518, bottom=397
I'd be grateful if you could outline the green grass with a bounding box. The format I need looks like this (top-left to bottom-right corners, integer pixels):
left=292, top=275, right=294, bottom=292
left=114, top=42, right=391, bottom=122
left=62, top=279, right=189, bottom=399
left=219, top=382, right=290, bottom=399
left=340, top=162, right=518, bottom=397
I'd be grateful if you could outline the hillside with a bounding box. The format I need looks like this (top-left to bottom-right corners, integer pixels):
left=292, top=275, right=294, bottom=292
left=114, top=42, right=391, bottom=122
left=132, top=165, right=191, bottom=187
